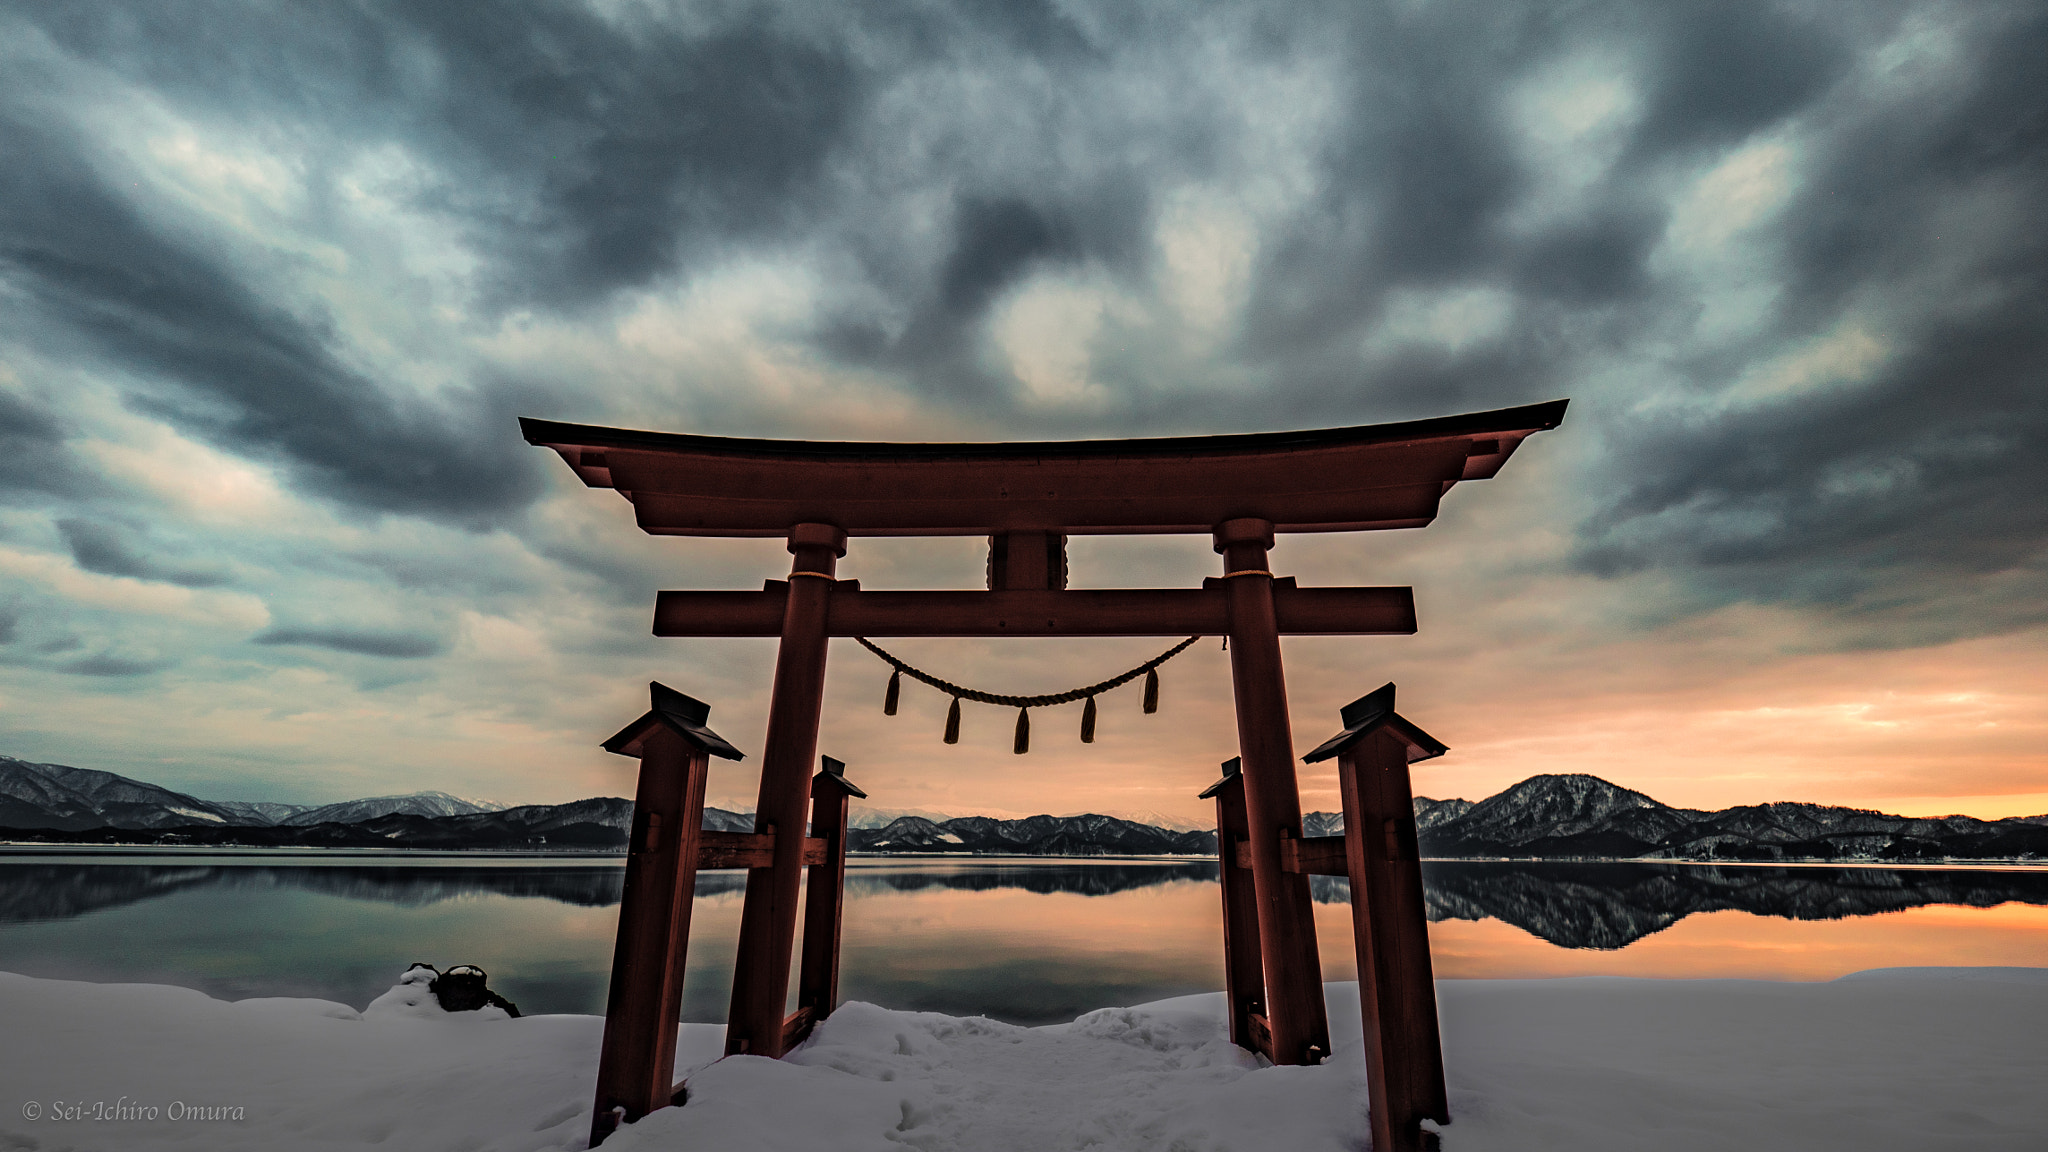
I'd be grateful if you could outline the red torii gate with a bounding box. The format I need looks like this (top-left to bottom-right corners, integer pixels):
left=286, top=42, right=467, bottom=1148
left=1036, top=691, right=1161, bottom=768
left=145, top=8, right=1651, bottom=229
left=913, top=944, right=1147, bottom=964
left=524, top=399, right=1566, bottom=1149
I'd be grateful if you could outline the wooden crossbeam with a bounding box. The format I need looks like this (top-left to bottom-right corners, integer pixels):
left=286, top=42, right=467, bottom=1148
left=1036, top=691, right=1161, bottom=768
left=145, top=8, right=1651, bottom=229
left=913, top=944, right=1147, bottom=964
left=780, top=1006, right=817, bottom=1051
left=1246, top=1011, right=1275, bottom=1062
left=654, top=582, right=1415, bottom=638
left=696, top=829, right=827, bottom=871
left=1232, top=834, right=1351, bottom=875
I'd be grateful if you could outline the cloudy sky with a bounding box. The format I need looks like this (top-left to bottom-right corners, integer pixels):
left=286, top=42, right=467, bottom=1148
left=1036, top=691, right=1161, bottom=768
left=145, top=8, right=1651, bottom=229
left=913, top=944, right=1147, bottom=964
left=2, top=0, right=2043, bottom=823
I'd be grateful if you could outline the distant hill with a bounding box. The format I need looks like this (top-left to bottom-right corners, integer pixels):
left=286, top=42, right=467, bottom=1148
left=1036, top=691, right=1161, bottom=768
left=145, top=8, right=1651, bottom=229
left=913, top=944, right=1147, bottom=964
left=849, top=813, right=1216, bottom=856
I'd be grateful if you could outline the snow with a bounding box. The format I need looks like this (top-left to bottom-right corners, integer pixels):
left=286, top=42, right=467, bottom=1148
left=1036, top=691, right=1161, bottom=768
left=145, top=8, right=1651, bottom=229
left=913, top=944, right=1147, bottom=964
left=1, top=968, right=2042, bottom=1151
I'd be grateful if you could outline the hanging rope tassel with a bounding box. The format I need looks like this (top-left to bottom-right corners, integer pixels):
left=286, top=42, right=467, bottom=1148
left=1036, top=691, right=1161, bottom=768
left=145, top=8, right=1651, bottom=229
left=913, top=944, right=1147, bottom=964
left=1013, top=707, right=1030, bottom=755
left=1143, top=667, right=1160, bottom=714
left=1080, top=695, right=1097, bottom=743
left=944, top=696, right=962, bottom=744
left=884, top=669, right=901, bottom=716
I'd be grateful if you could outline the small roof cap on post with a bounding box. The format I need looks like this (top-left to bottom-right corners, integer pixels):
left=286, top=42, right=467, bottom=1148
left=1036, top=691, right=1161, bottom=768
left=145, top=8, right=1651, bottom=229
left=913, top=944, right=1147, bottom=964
left=815, top=754, right=868, bottom=798
left=602, top=682, right=746, bottom=760
left=1301, top=682, right=1447, bottom=765
left=1197, top=755, right=1242, bottom=800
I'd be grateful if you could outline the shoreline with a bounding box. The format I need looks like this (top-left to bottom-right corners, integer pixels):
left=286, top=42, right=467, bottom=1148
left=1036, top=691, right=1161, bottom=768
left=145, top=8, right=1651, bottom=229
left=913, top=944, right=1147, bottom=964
left=4, top=842, right=2046, bottom=870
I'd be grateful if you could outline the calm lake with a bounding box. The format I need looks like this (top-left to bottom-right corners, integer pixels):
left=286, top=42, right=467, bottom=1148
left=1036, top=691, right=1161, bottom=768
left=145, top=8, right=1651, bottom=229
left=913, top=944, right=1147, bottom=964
left=2, top=851, right=2045, bottom=1025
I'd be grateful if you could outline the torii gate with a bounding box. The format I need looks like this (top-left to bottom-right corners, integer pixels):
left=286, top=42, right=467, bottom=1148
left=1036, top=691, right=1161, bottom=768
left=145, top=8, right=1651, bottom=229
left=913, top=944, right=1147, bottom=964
left=524, top=399, right=1567, bottom=1148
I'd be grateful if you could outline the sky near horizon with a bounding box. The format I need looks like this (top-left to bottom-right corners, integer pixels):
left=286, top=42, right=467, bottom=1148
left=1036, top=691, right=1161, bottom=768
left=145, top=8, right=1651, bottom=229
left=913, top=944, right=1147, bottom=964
left=1, top=1, right=2044, bottom=823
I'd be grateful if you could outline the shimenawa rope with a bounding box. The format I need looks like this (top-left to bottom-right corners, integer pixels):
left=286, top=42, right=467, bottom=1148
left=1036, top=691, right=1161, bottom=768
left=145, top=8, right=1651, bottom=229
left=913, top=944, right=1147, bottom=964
left=856, top=635, right=1199, bottom=753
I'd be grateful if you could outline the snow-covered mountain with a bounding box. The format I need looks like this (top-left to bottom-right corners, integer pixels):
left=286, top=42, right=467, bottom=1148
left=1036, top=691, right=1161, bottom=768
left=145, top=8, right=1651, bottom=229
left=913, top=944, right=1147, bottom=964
left=0, top=756, right=506, bottom=832
left=0, top=756, right=258, bottom=830
left=1067, top=809, right=1212, bottom=833
left=1416, top=774, right=2048, bottom=862
left=209, top=800, right=314, bottom=824
left=279, top=792, right=506, bottom=825
left=847, top=806, right=958, bottom=830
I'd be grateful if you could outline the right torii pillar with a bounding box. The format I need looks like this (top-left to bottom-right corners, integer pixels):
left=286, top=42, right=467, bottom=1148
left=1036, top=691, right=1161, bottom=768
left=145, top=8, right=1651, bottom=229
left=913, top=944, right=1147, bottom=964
left=1303, top=682, right=1451, bottom=1152
left=1205, top=681, right=1450, bottom=1150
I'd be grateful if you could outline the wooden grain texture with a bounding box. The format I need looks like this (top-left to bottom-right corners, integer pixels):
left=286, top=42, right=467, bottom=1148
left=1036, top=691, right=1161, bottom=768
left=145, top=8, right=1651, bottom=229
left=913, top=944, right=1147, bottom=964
left=694, top=829, right=827, bottom=871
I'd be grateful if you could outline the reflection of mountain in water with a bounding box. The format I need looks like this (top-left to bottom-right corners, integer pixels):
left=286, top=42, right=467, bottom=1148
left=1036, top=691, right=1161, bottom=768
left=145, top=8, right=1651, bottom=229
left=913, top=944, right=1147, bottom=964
left=0, top=865, right=630, bottom=923
left=9, top=860, right=2046, bottom=950
left=1307, top=862, right=2048, bottom=950
left=847, top=862, right=1217, bottom=898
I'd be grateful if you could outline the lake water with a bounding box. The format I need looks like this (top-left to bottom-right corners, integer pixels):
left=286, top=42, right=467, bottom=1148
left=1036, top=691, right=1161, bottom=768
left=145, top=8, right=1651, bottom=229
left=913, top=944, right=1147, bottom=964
left=2, top=851, right=2044, bottom=1025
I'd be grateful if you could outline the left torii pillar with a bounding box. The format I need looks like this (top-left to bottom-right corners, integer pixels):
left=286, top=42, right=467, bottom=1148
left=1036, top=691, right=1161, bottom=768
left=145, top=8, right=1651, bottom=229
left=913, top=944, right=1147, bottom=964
left=589, top=683, right=745, bottom=1147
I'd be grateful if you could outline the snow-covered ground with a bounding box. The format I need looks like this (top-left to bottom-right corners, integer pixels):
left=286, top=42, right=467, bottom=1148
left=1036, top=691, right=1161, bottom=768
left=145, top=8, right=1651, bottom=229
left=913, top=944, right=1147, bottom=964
left=2, top=967, right=2042, bottom=1151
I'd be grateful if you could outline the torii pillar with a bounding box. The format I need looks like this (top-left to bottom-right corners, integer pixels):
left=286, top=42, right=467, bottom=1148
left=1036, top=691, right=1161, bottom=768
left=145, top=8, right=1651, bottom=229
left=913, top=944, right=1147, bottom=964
left=588, top=683, right=744, bottom=1146
left=1215, top=516, right=1330, bottom=1064
left=726, top=522, right=846, bottom=1058
left=1304, top=683, right=1451, bottom=1152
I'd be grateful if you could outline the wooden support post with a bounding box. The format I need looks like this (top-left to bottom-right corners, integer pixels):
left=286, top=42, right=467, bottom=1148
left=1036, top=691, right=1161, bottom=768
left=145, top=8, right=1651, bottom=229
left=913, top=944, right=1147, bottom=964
left=1340, top=727, right=1449, bottom=1152
left=589, top=726, right=709, bottom=1146
left=1200, top=758, right=1268, bottom=1057
left=726, top=523, right=846, bottom=1059
left=793, top=756, right=865, bottom=1047
left=1213, top=517, right=1330, bottom=1067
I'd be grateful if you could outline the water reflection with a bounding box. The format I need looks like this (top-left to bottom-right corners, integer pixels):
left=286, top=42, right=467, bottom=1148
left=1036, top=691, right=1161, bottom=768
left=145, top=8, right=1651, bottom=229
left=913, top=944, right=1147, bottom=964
left=1408, top=862, right=2048, bottom=950
left=0, top=857, right=1227, bottom=925
left=0, top=853, right=2042, bottom=1023
left=0, top=861, right=630, bottom=923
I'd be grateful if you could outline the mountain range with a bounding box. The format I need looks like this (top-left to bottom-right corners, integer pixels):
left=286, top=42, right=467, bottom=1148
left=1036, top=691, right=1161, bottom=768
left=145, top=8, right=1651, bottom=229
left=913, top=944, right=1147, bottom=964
left=0, top=756, right=505, bottom=831
left=1404, top=773, right=2048, bottom=862
left=5, top=755, right=2046, bottom=861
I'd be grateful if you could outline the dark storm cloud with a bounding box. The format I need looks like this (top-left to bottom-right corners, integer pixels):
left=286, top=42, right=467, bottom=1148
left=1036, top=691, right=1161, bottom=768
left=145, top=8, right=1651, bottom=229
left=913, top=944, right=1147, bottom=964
left=5, top=0, right=853, bottom=521
left=255, top=628, right=445, bottom=659
left=20, top=0, right=859, bottom=310
left=0, top=389, right=95, bottom=501
left=1236, top=1, right=1849, bottom=420
left=59, top=654, right=169, bottom=677
left=830, top=184, right=1152, bottom=397
left=1627, top=4, right=1853, bottom=155
left=0, top=111, right=545, bottom=522
left=1, top=0, right=2042, bottom=648
left=56, top=519, right=231, bottom=588
left=1576, top=6, right=2048, bottom=635
left=388, top=4, right=859, bottom=308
